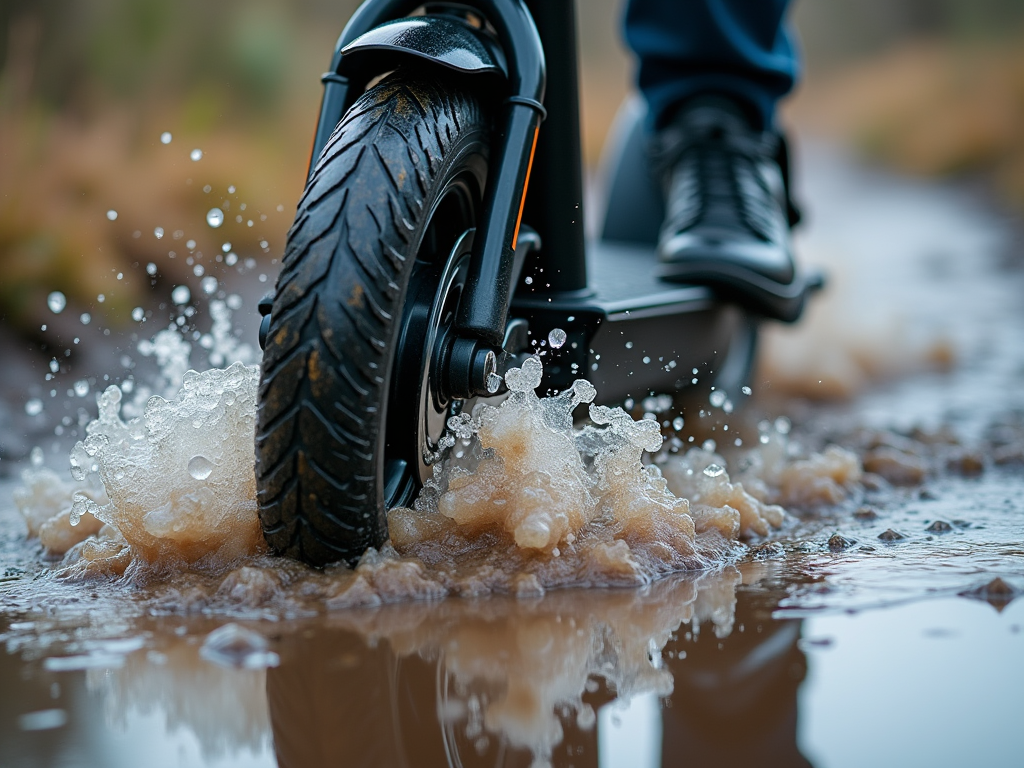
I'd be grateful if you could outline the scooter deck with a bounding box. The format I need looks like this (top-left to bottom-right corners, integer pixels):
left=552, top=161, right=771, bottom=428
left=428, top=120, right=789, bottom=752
left=512, top=239, right=757, bottom=403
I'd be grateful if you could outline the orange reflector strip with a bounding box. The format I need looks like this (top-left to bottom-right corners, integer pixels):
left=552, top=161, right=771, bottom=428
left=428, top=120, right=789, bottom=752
left=511, top=124, right=540, bottom=252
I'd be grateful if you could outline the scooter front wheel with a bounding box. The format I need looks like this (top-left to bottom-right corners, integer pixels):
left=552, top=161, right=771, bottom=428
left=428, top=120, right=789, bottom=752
left=256, top=70, right=490, bottom=567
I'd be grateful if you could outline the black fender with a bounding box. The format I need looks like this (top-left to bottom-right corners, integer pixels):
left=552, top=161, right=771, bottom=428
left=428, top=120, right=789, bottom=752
left=339, top=15, right=508, bottom=80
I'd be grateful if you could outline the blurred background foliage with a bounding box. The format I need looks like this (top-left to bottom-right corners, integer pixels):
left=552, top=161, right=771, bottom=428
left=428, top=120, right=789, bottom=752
left=1, top=0, right=1023, bottom=336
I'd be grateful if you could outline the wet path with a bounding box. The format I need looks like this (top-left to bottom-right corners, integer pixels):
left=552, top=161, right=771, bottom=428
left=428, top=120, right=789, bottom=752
left=3, top=144, right=1024, bottom=768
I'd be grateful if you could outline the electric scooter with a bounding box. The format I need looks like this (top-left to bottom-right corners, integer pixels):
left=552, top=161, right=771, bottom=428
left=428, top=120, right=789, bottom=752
left=254, top=0, right=819, bottom=567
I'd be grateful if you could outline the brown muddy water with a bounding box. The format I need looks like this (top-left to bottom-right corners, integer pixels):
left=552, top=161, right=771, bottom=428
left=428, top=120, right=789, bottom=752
left=2, top=144, right=1024, bottom=768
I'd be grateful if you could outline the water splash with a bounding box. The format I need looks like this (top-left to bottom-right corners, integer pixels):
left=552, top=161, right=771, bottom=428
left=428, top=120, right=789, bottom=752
left=16, top=341, right=859, bottom=598
left=47, top=291, right=66, bottom=314
left=63, top=364, right=264, bottom=573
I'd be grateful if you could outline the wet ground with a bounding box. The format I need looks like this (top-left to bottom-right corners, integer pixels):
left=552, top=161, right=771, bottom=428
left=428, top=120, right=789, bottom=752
left=2, top=143, right=1024, bottom=768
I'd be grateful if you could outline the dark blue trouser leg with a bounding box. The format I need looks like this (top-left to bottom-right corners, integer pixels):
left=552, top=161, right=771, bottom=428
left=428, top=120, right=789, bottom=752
left=623, top=0, right=799, bottom=130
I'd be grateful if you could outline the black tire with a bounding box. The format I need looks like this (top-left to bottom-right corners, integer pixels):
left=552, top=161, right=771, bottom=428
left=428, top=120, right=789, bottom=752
left=255, top=70, right=490, bottom=567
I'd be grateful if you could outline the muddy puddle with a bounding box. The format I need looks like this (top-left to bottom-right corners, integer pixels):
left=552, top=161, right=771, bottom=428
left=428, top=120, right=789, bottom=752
left=3, top=144, right=1024, bottom=767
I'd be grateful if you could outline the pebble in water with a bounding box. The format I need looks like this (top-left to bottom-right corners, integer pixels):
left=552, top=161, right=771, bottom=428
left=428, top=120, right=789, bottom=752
left=47, top=291, right=66, bottom=314
left=877, top=528, right=906, bottom=542
left=751, top=541, right=786, bottom=560
left=828, top=533, right=856, bottom=552
left=206, top=208, right=224, bottom=228
left=853, top=507, right=879, bottom=521
left=925, top=520, right=953, bottom=533
left=547, top=328, right=567, bottom=349
left=960, top=577, right=1019, bottom=609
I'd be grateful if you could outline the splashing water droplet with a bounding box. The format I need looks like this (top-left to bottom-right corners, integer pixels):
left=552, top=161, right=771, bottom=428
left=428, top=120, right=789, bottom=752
left=486, top=372, right=502, bottom=394
left=79, top=313, right=91, bottom=325
left=146, top=263, right=157, bottom=275
left=171, top=286, right=191, bottom=306
left=775, top=416, right=791, bottom=435
left=188, top=455, right=214, bottom=481
left=524, top=276, right=533, bottom=285
left=548, top=328, right=567, bottom=349
left=30, top=446, right=44, bottom=466
left=672, top=416, right=684, bottom=431
left=709, top=390, right=727, bottom=407
left=226, top=294, right=243, bottom=310
left=504, top=357, right=543, bottom=393
left=160, top=131, right=172, bottom=144
left=73, top=380, right=90, bottom=397
left=625, top=341, right=633, bottom=349
left=741, top=386, right=752, bottom=396
left=47, top=292, right=66, bottom=314
left=190, top=148, right=203, bottom=161
left=703, top=463, right=725, bottom=478
left=193, top=264, right=205, bottom=277
left=131, top=307, right=145, bottom=322
left=206, top=208, right=224, bottom=228
left=201, top=276, right=218, bottom=295
left=154, top=227, right=164, bottom=239
left=49, top=359, right=59, bottom=373
left=25, top=399, right=43, bottom=416
left=106, top=209, right=117, bottom=221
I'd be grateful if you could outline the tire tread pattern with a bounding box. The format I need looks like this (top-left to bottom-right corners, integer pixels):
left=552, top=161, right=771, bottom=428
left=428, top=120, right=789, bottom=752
left=255, top=73, right=486, bottom=566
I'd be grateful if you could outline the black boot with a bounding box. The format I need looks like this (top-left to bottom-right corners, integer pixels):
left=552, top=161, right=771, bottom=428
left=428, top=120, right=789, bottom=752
left=654, top=95, right=809, bottom=322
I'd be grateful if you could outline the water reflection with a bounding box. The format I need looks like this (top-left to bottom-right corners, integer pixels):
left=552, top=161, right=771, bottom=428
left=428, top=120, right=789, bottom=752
left=267, top=565, right=810, bottom=768
left=3, top=564, right=818, bottom=767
